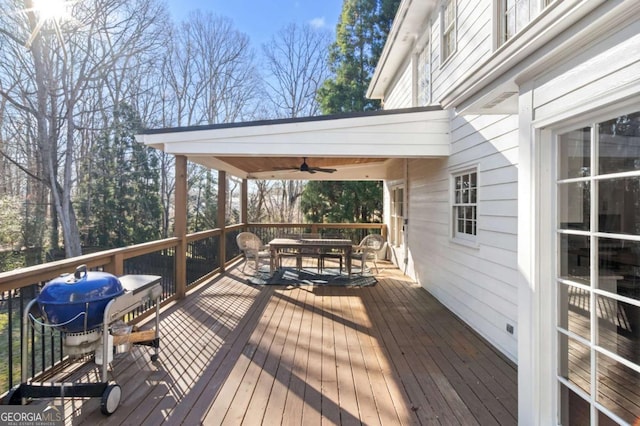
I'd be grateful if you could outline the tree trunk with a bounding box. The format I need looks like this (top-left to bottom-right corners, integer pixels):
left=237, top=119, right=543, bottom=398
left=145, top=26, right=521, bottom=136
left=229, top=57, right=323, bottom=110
left=25, top=1, right=82, bottom=258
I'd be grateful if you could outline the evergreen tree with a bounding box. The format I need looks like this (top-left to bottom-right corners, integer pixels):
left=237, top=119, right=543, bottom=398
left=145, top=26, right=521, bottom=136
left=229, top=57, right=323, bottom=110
left=317, top=0, right=400, bottom=113
left=301, top=181, right=382, bottom=223
left=86, top=104, right=162, bottom=247
left=188, top=167, right=218, bottom=232
left=306, top=0, right=398, bottom=224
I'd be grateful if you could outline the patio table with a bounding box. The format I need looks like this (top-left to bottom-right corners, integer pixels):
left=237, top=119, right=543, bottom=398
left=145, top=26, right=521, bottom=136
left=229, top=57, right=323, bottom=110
left=268, top=238, right=353, bottom=276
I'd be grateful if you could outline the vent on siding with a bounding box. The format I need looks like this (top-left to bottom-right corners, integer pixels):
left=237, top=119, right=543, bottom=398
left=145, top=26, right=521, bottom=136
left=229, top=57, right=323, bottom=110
left=482, top=92, right=517, bottom=109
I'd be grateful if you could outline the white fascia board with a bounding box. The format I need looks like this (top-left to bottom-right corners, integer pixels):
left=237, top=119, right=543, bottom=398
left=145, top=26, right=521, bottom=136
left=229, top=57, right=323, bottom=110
left=159, top=137, right=449, bottom=157
left=140, top=109, right=448, bottom=144
left=368, top=0, right=436, bottom=99
left=138, top=109, right=450, bottom=158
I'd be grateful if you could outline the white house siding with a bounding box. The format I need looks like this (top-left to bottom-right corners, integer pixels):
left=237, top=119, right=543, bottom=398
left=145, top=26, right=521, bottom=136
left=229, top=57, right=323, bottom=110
left=517, top=16, right=640, bottom=423
left=531, top=20, right=640, bottom=123
left=404, top=113, right=519, bottom=361
left=382, top=60, right=412, bottom=109
left=430, top=0, right=493, bottom=102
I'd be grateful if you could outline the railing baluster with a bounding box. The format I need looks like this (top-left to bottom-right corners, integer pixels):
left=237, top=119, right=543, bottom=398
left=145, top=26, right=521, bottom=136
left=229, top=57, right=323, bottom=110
left=8, top=290, right=13, bottom=390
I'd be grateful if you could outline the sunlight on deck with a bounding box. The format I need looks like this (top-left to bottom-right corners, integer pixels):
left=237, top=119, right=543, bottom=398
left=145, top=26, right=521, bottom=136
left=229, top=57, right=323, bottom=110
left=53, top=260, right=517, bottom=425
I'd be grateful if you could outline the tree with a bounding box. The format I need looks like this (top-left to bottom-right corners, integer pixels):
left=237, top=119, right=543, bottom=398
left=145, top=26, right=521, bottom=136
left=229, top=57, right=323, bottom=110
left=262, top=23, right=331, bottom=118
left=188, top=166, right=216, bottom=232
left=0, top=0, right=168, bottom=257
left=306, top=0, right=399, bottom=224
left=301, top=181, right=382, bottom=223
left=317, top=0, right=400, bottom=114
left=162, top=11, right=262, bottom=233
left=0, top=196, right=22, bottom=248
left=85, top=103, right=162, bottom=247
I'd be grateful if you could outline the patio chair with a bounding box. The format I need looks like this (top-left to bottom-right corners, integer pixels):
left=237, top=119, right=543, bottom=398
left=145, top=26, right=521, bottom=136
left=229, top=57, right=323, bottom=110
left=236, top=232, right=270, bottom=274
left=351, top=234, right=385, bottom=274
left=319, top=234, right=344, bottom=273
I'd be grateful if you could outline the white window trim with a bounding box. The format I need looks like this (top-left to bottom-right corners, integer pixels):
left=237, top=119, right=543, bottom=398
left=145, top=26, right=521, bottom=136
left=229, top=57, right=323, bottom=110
left=440, top=0, right=457, bottom=66
left=495, top=0, right=558, bottom=49
left=522, top=89, right=640, bottom=425
left=390, top=185, right=405, bottom=248
left=413, top=28, right=431, bottom=107
left=450, top=166, right=479, bottom=247
left=417, top=43, right=431, bottom=106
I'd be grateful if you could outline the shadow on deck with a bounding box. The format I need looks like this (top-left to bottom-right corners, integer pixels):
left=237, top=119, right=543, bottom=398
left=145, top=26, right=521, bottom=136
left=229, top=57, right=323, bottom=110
left=56, top=260, right=517, bottom=425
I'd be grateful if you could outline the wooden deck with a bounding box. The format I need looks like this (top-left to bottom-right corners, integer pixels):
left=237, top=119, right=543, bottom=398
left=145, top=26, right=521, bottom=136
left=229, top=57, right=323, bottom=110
left=54, top=260, right=517, bottom=425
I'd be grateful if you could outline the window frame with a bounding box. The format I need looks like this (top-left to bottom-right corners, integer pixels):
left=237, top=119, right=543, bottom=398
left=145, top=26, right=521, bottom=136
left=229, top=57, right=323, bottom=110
left=497, top=0, right=556, bottom=47
left=417, top=41, right=431, bottom=106
left=390, top=186, right=405, bottom=247
left=451, top=168, right=478, bottom=244
left=441, top=0, right=457, bottom=64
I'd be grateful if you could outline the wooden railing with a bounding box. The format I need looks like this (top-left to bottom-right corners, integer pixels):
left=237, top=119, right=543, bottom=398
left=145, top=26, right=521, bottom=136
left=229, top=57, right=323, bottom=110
left=247, top=223, right=387, bottom=245
left=0, top=222, right=384, bottom=396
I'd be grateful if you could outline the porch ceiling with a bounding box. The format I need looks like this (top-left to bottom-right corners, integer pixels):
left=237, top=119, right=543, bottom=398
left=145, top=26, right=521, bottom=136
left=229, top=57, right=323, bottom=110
left=135, top=106, right=450, bottom=180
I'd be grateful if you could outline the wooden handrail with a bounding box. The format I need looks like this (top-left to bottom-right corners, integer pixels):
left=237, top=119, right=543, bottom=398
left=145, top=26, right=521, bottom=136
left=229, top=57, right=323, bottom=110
left=0, top=223, right=386, bottom=293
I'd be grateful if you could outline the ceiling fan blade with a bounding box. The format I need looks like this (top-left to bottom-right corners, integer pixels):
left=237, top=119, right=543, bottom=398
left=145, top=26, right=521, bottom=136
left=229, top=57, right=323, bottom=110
left=310, top=167, right=337, bottom=173
left=270, top=158, right=336, bottom=174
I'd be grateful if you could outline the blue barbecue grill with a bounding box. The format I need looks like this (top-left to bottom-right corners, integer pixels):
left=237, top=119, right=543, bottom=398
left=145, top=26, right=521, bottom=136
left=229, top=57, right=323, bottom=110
left=5, top=265, right=163, bottom=415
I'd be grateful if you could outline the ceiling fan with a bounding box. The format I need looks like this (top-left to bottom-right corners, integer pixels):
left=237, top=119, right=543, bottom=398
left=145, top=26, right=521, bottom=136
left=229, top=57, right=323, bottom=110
left=284, top=158, right=337, bottom=174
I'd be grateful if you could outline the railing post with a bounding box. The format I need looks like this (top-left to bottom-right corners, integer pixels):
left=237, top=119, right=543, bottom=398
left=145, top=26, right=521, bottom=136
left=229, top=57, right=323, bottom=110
left=175, top=155, right=188, bottom=299
left=218, top=171, right=227, bottom=272
left=241, top=178, right=248, bottom=226
left=104, top=253, right=124, bottom=276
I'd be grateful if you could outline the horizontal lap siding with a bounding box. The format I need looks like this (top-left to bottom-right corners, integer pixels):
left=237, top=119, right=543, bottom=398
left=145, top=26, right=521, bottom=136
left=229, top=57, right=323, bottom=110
left=432, top=0, right=492, bottom=102
left=407, top=114, right=519, bottom=361
left=533, top=21, right=640, bottom=121
left=384, top=61, right=413, bottom=109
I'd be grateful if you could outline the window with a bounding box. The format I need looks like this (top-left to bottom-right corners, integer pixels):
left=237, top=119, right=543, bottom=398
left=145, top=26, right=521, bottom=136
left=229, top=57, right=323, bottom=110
left=499, top=0, right=556, bottom=46
left=441, top=0, right=456, bottom=63
left=556, top=111, right=640, bottom=425
left=417, top=43, right=430, bottom=106
left=452, top=170, right=477, bottom=241
left=391, top=187, right=404, bottom=247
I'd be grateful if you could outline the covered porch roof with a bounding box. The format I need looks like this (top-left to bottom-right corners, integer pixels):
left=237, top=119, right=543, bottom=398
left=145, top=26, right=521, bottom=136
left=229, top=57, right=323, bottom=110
left=135, top=106, right=449, bottom=180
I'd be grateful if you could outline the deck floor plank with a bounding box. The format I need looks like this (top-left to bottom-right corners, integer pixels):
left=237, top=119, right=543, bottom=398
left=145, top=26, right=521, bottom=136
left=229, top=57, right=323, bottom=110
left=381, top=276, right=516, bottom=425
left=236, top=286, right=290, bottom=425
left=379, top=277, right=500, bottom=423
left=43, top=260, right=518, bottom=425
left=300, top=287, right=323, bottom=426
left=282, top=288, right=313, bottom=426
left=260, top=288, right=306, bottom=425
left=339, top=292, right=381, bottom=426
left=320, top=288, right=342, bottom=425
left=344, top=289, right=406, bottom=426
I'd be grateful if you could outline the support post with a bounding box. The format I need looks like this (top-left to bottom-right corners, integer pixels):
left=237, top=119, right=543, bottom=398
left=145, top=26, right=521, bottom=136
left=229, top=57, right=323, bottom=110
left=241, top=178, right=248, bottom=228
left=218, top=171, right=227, bottom=272
left=175, top=155, right=188, bottom=299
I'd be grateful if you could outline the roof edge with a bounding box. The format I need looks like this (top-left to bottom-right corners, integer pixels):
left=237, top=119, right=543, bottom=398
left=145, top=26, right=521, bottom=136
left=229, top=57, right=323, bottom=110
left=139, top=106, right=442, bottom=135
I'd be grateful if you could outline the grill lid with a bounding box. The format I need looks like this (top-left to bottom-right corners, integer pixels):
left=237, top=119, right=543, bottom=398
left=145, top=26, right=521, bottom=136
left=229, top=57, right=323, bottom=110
left=37, top=265, right=124, bottom=332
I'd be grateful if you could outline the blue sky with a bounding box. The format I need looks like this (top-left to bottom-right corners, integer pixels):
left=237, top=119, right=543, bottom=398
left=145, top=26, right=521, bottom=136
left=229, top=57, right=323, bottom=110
left=165, top=0, right=344, bottom=46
